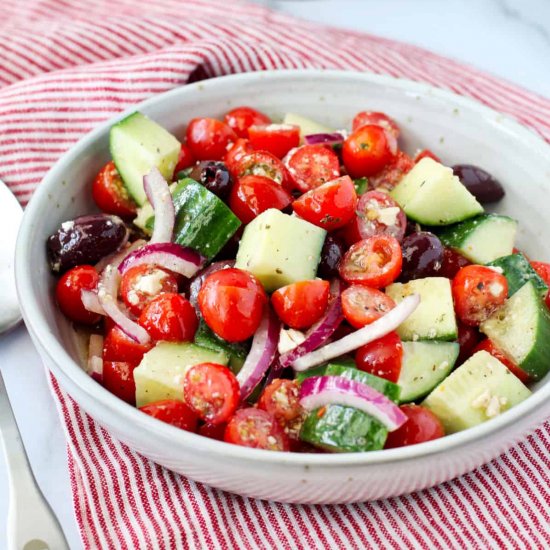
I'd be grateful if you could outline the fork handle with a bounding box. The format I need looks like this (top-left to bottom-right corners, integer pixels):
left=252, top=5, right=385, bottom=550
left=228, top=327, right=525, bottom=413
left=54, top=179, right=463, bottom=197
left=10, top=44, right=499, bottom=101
left=0, top=372, right=68, bottom=550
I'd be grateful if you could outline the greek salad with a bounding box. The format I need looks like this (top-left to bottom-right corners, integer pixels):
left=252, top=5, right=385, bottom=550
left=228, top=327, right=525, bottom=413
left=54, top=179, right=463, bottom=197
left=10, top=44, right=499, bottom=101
left=47, top=106, right=550, bottom=453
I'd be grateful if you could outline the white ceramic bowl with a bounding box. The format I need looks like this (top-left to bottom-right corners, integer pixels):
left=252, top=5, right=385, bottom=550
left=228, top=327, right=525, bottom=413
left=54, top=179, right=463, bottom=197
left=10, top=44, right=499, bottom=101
left=16, top=70, right=550, bottom=504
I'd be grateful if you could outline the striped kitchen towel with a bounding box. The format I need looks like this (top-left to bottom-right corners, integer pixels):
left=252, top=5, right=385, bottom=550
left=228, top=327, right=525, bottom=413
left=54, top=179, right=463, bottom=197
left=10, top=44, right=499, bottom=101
left=1, top=0, right=550, bottom=548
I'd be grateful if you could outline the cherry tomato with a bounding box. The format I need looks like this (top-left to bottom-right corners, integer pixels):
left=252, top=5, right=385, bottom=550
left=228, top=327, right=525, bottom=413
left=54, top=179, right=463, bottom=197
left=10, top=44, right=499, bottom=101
left=224, top=408, right=290, bottom=451
left=473, top=339, right=530, bottom=383
left=224, top=138, right=255, bottom=173
left=339, top=235, right=402, bottom=288
left=385, top=405, right=445, bottom=448
left=103, top=323, right=154, bottom=364
left=355, top=190, right=406, bottom=242
left=337, top=216, right=363, bottom=246
left=186, top=117, right=237, bottom=161
left=229, top=175, right=292, bottom=224
left=355, top=331, right=403, bottom=383
left=231, top=150, right=289, bottom=188
left=438, top=247, right=471, bottom=279
left=456, top=321, right=482, bottom=365
left=248, top=124, right=300, bottom=159
left=368, top=150, right=414, bottom=191
left=198, top=422, right=227, bottom=441
left=352, top=111, right=400, bottom=138
left=530, top=261, right=550, bottom=286
left=292, top=176, right=357, bottom=231
left=341, top=285, right=396, bottom=328
left=138, top=293, right=198, bottom=342
left=258, top=379, right=303, bottom=440
left=119, top=265, right=179, bottom=317
left=92, top=161, right=137, bottom=218
left=342, top=125, right=395, bottom=179
left=103, top=361, right=137, bottom=405
left=224, top=106, right=271, bottom=138
left=271, top=280, right=330, bottom=329
left=173, top=143, right=195, bottom=175
left=284, top=144, right=340, bottom=192
left=414, top=149, right=441, bottom=164
left=183, top=362, right=239, bottom=424
left=452, top=265, right=508, bottom=326
left=139, top=399, right=199, bottom=432
left=198, top=268, right=267, bottom=342
left=55, top=265, right=100, bottom=325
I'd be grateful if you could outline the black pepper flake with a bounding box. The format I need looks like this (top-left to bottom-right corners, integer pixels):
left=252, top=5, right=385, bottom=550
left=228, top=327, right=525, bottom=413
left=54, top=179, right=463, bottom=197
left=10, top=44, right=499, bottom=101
left=275, top=268, right=283, bottom=274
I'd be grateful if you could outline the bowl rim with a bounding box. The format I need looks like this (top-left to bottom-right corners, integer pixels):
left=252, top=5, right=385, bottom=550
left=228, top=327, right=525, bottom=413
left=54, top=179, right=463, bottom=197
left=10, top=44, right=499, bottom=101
left=16, top=68, right=550, bottom=468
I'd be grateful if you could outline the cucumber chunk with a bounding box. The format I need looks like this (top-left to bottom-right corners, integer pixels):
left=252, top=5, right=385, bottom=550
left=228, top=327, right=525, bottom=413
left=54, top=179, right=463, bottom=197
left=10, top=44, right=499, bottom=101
left=134, top=342, right=228, bottom=407
left=283, top=113, right=333, bottom=140
left=397, top=341, right=459, bottom=403
left=438, top=214, right=517, bottom=264
left=235, top=209, right=326, bottom=292
left=110, top=112, right=180, bottom=206
left=480, top=281, right=550, bottom=380
left=386, top=277, right=458, bottom=341
left=423, top=350, right=531, bottom=433
left=487, top=253, right=548, bottom=298
left=390, top=158, right=483, bottom=225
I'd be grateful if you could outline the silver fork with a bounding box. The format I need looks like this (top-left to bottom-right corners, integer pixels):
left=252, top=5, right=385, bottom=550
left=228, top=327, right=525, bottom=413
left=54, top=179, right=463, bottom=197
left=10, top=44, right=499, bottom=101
left=0, top=180, right=68, bottom=550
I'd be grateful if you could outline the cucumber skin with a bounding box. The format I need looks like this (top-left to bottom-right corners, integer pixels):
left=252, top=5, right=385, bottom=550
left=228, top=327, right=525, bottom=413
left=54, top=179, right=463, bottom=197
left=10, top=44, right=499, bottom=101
left=438, top=214, right=515, bottom=249
left=487, top=254, right=548, bottom=298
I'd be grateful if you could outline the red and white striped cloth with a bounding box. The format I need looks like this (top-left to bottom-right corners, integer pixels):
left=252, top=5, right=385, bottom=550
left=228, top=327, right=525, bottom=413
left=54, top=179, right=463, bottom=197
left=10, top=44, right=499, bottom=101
left=2, top=0, right=550, bottom=547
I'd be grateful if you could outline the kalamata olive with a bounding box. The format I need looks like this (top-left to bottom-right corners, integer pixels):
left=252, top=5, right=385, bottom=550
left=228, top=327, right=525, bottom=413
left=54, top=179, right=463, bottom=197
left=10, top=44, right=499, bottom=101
left=437, top=247, right=471, bottom=279
left=452, top=164, right=505, bottom=204
left=405, top=219, right=422, bottom=236
left=318, top=235, right=346, bottom=279
left=456, top=322, right=482, bottom=365
left=399, top=231, right=444, bottom=282
left=189, top=160, right=233, bottom=198
left=47, top=214, right=127, bottom=273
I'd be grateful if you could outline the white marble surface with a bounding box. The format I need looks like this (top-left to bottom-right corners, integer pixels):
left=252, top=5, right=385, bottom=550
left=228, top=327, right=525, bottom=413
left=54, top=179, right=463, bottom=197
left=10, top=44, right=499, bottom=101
left=1, top=1, right=549, bottom=549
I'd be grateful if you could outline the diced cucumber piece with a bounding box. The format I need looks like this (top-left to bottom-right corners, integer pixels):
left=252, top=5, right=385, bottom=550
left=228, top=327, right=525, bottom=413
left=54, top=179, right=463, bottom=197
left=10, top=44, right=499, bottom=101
left=235, top=209, right=326, bottom=292
left=283, top=113, right=333, bottom=140
left=397, top=341, right=459, bottom=403
left=294, top=357, right=356, bottom=384
left=423, top=350, right=531, bottom=433
left=134, top=342, right=228, bottom=407
left=110, top=112, right=181, bottom=206
left=439, top=214, right=517, bottom=264
left=390, top=158, right=483, bottom=225
left=480, top=281, right=550, bottom=380
left=194, top=320, right=249, bottom=374
left=386, top=277, right=457, bottom=341
left=487, top=253, right=548, bottom=298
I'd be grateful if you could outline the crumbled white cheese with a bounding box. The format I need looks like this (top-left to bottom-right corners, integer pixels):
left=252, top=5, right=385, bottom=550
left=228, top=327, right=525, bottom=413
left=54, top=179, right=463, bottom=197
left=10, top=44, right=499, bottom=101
left=471, top=389, right=505, bottom=418
left=278, top=328, right=306, bottom=355
left=134, top=270, right=168, bottom=296
left=486, top=265, right=504, bottom=274
left=486, top=395, right=503, bottom=418
left=377, top=206, right=401, bottom=227
left=126, top=290, right=140, bottom=305
left=488, top=282, right=504, bottom=297
left=439, top=360, right=449, bottom=371
left=471, top=389, right=491, bottom=409
left=61, top=220, right=75, bottom=231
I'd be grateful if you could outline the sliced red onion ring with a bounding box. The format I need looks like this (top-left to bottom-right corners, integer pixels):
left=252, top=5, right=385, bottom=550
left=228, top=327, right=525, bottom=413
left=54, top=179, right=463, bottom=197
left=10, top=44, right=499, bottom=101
left=299, top=375, right=407, bottom=432
left=118, top=242, right=203, bottom=278
left=88, top=334, right=104, bottom=382
left=81, top=290, right=106, bottom=316
left=144, top=167, right=175, bottom=244
left=188, top=260, right=235, bottom=308
left=292, top=294, right=420, bottom=372
left=278, top=279, right=344, bottom=369
left=237, top=307, right=280, bottom=400
left=304, top=132, right=345, bottom=146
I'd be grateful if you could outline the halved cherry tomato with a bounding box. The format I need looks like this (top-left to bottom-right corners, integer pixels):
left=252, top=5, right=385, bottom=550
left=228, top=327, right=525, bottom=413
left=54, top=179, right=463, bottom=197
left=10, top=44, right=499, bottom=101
left=271, top=280, right=330, bottom=329
left=414, top=149, right=440, bottom=164
left=368, top=150, right=414, bottom=191
left=355, top=331, right=403, bottom=382
left=438, top=247, right=471, bottom=279
left=229, top=175, right=292, bottom=224
left=284, top=144, right=340, bottom=192
left=456, top=321, right=482, bottom=365
left=199, top=422, right=227, bottom=441
left=183, top=362, right=239, bottom=424
left=231, top=150, right=289, bottom=188
left=341, top=285, right=396, bottom=328
left=339, top=235, right=402, bottom=288
left=385, top=405, right=445, bottom=448
left=248, top=124, right=300, bottom=159
left=173, top=143, right=195, bottom=175
left=356, top=190, right=406, bottom=242
left=224, top=138, right=255, bottom=173
left=92, top=161, right=137, bottom=218
left=55, top=265, right=100, bottom=325
left=352, top=111, right=400, bottom=138
left=186, top=117, right=237, bottom=161
left=473, top=339, right=530, bottom=383
left=103, top=323, right=154, bottom=364
left=342, top=125, right=395, bottom=179
left=292, top=176, right=357, bottom=231
left=138, top=293, right=198, bottom=342
left=139, top=399, right=199, bottom=432
left=224, top=408, right=290, bottom=451
left=530, top=261, right=550, bottom=286
left=258, top=379, right=303, bottom=440
left=120, top=265, right=179, bottom=317
left=452, top=265, right=508, bottom=326
left=198, top=268, right=267, bottom=342
left=224, top=106, right=271, bottom=138
left=103, top=361, right=137, bottom=405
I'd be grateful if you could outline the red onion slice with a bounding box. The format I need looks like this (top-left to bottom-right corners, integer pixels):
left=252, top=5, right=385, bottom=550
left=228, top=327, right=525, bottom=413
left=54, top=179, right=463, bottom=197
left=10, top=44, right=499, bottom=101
left=95, top=239, right=146, bottom=274
left=188, top=260, right=235, bottom=308
left=81, top=290, right=106, bottom=316
left=304, top=132, right=345, bottom=146
left=278, top=279, right=344, bottom=369
left=143, top=167, right=175, bottom=244
left=292, top=294, right=420, bottom=372
left=88, top=333, right=104, bottom=382
left=299, top=376, right=407, bottom=432
left=237, top=307, right=280, bottom=400
left=118, top=242, right=203, bottom=278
